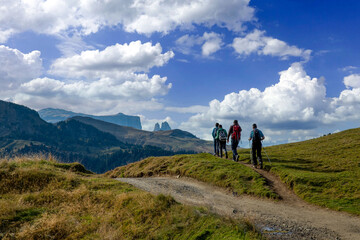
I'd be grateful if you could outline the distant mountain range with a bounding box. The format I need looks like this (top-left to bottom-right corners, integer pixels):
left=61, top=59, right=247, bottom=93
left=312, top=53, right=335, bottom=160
left=38, top=108, right=142, bottom=130
left=0, top=101, right=212, bottom=173
left=72, top=116, right=210, bottom=153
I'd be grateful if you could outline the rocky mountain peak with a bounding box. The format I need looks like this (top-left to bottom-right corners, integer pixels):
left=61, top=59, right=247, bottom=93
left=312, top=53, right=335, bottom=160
left=153, top=121, right=171, bottom=131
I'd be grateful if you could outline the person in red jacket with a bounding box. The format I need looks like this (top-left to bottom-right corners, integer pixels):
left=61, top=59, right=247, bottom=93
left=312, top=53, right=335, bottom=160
left=227, top=120, right=242, bottom=161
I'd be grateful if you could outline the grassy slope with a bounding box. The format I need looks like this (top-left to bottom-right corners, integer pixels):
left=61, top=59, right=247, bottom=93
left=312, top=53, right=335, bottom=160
left=108, top=153, right=278, bottom=199
left=0, top=156, right=261, bottom=240
left=238, top=128, right=360, bottom=215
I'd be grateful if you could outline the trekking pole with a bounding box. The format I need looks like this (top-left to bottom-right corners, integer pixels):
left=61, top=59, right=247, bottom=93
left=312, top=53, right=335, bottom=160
left=261, top=141, right=272, bottom=165
left=249, top=140, right=252, bottom=162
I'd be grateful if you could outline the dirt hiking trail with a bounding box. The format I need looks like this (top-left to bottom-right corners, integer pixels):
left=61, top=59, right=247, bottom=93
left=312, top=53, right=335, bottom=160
left=117, top=165, right=360, bottom=240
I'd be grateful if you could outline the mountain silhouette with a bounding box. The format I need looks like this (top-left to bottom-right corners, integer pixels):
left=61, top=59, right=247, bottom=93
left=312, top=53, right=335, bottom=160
left=38, top=108, right=142, bottom=130
left=161, top=121, right=171, bottom=131
left=154, top=123, right=160, bottom=131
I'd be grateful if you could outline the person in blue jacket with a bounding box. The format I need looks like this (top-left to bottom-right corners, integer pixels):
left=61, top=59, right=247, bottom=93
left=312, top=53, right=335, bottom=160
left=212, top=123, right=219, bottom=156
left=249, top=123, right=265, bottom=169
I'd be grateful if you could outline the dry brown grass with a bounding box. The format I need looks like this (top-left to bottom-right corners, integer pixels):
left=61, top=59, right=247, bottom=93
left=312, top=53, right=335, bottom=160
left=0, top=155, right=261, bottom=240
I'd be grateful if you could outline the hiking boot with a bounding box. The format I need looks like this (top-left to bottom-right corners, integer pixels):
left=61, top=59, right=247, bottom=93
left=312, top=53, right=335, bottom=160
left=235, top=155, right=239, bottom=162
left=225, top=153, right=228, bottom=159
left=258, top=158, right=263, bottom=169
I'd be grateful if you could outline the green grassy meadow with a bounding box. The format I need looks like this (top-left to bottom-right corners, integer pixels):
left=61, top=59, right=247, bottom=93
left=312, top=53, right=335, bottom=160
left=111, top=128, right=360, bottom=216
left=0, top=155, right=261, bottom=239
left=238, top=128, right=360, bottom=215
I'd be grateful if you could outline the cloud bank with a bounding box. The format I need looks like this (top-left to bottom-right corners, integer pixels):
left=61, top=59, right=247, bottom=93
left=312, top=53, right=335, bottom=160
left=180, top=63, right=360, bottom=140
left=0, top=0, right=254, bottom=42
left=0, top=41, right=174, bottom=114
left=175, top=29, right=310, bottom=60
left=49, top=41, right=174, bottom=79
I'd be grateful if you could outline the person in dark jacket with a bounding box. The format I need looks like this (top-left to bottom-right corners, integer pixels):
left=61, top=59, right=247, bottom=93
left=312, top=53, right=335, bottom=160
left=212, top=123, right=219, bottom=156
left=227, top=120, right=242, bottom=161
left=216, top=125, right=228, bottom=158
left=249, top=123, right=265, bottom=169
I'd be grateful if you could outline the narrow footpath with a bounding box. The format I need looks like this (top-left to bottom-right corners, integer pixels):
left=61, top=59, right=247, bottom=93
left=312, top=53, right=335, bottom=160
left=117, top=167, right=360, bottom=240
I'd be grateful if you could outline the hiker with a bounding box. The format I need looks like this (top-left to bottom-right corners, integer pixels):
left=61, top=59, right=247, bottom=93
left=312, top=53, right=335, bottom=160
left=212, top=123, right=220, bottom=156
left=249, top=123, right=265, bottom=169
left=216, top=124, right=228, bottom=158
left=227, top=120, right=242, bottom=161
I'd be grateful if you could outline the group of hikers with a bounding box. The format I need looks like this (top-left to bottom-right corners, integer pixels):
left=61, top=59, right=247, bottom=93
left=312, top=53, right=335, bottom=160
left=212, top=120, right=265, bottom=169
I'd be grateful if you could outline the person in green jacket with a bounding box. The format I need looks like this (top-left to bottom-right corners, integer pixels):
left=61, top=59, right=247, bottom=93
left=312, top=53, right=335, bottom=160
left=216, top=124, right=228, bottom=159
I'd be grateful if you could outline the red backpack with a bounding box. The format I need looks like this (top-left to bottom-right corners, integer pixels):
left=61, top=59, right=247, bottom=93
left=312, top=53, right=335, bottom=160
left=232, top=125, right=241, bottom=141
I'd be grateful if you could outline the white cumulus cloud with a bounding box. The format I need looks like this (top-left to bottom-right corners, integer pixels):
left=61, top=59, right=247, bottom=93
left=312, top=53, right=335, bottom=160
left=0, top=0, right=254, bottom=42
left=0, top=42, right=174, bottom=115
left=343, top=74, right=360, bottom=89
left=176, top=32, right=223, bottom=57
left=102, top=0, right=254, bottom=34
left=186, top=62, right=326, bottom=128
left=179, top=62, right=360, bottom=141
left=0, top=45, right=42, bottom=88
left=201, top=32, right=224, bottom=57
left=20, top=74, right=171, bottom=100
left=49, top=41, right=174, bottom=79
left=232, top=29, right=311, bottom=60
left=324, top=74, right=360, bottom=123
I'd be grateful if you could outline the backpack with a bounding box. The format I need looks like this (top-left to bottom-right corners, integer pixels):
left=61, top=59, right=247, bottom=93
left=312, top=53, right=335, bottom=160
left=218, top=129, right=227, bottom=141
left=232, top=125, right=241, bottom=140
left=252, top=129, right=261, bottom=144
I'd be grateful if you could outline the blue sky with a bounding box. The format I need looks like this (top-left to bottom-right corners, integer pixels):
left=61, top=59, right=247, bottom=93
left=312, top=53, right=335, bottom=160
left=0, top=0, right=359, bottom=145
